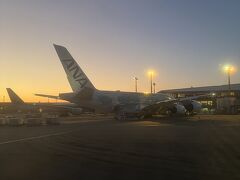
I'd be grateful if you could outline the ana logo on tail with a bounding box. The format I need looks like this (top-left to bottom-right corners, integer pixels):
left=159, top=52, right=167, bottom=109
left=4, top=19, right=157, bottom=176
left=63, top=59, right=88, bottom=88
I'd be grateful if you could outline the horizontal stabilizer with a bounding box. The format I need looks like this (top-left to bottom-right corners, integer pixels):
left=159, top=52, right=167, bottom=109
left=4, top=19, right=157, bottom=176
left=35, top=94, right=60, bottom=99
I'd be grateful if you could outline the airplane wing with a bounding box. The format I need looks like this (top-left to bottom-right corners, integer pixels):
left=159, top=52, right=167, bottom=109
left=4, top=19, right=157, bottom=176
left=34, top=102, right=83, bottom=115
left=178, top=93, right=213, bottom=102
left=140, top=99, right=180, bottom=115
left=140, top=93, right=212, bottom=116
left=139, top=93, right=209, bottom=116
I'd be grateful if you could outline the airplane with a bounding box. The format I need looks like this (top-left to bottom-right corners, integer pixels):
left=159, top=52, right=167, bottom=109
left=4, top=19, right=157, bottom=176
left=4, top=88, right=39, bottom=113
left=36, top=44, right=202, bottom=120
left=5, top=88, right=83, bottom=115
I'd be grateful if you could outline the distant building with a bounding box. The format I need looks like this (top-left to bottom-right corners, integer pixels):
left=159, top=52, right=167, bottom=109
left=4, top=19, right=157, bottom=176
left=159, top=84, right=240, bottom=114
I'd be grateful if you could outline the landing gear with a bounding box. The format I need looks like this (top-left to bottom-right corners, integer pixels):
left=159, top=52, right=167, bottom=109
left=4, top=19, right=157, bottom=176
left=185, top=111, right=191, bottom=116
left=165, top=110, right=173, bottom=116
left=137, top=114, right=145, bottom=120
left=185, top=111, right=194, bottom=116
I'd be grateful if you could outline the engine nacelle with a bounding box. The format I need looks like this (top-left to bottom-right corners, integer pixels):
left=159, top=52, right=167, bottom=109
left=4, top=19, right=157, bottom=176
left=170, top=103, right=186, bottom=115
left=183, top=100, right=202, bottom=113
left=176, top=104, right=187, bottom=114
left=191, top=100, right=202, bottom=112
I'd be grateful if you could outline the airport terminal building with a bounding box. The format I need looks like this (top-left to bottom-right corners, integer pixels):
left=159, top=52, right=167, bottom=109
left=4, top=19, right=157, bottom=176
left=159, top=83, right=240, bottom=114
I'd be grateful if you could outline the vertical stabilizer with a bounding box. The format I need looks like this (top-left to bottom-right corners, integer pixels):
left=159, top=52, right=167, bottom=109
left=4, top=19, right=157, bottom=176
left=53, top=44, right=95, bottom=93
left=6, top=88, right=24, bottom=104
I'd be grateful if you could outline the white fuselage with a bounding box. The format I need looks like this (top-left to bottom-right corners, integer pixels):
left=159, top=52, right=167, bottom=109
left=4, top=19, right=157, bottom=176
left=60, top=89, right=175, bottom=113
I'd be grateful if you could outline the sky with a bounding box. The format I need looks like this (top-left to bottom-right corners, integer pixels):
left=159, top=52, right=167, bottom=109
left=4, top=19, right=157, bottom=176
left=0, top=0, right=240, bottom=102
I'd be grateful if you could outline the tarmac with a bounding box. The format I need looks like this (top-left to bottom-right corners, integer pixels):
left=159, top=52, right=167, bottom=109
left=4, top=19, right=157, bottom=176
left=0, top=115, right=240, bottom=180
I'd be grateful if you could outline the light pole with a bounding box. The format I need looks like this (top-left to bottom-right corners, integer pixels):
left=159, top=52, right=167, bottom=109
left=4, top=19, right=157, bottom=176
left=227, top=69, right=231, bottom=93
left=134, top=77, right=138, bottom=93
left=148, top=70, right=154, bottom=94
left=150, top=73, right=153, bottom=94
left=223, top=65, right=235, bottom=95
left=153, top=82, right=156, bottom=94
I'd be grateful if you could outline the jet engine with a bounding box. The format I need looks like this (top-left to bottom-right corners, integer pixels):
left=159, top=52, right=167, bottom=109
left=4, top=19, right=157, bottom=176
left=169, top=103, right=186, bottom=115
left=182, top=100, right=202, bottom=114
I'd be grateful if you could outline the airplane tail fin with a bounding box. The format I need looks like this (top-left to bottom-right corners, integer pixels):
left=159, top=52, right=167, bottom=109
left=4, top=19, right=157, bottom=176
left=6, top=88, right=25, bottom=104
left=53, top=44, right=95, bottom=93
